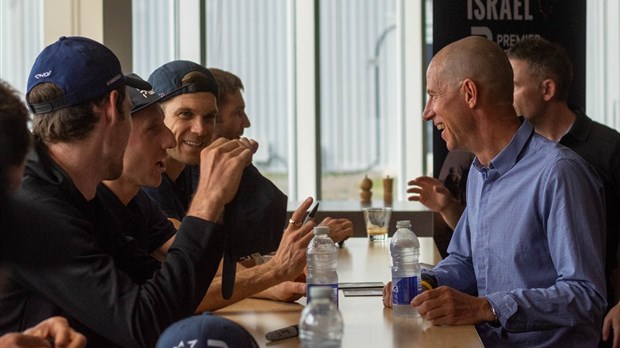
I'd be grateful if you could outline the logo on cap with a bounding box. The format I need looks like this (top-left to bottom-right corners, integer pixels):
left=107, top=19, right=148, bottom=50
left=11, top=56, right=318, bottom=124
left=34, top=70, right=52, bottom=79
left=138, top=89, right=156, bottom=99
left=172, top=339, right=229, bottom=348
left=172, top=339, right=197, bottom=348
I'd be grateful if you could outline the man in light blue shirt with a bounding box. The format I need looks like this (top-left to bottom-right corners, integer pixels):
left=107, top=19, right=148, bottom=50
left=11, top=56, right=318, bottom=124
left=399, top=36, right=606, bottom=346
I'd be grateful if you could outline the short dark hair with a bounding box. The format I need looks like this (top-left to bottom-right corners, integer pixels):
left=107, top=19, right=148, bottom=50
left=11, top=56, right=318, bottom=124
left=160, top=70, right=217, bottom=108
left=209, top=68, right=244, bottom=107
left=0, top=80, right=32, bottom=194
left=506, top=38, right=573, bottom=101
left=28, top=83, right=127, bottom=143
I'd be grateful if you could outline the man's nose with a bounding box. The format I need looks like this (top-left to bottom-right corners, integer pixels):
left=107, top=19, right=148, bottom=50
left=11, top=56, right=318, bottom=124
left=242, top=113, right=251, bottom=128
left=192, top=117, right=212, bottom=135
left=422, top=99, right=434, bottom=121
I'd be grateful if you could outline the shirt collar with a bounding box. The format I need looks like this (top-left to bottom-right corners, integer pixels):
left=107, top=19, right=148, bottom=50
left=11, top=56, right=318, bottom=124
left=563, top=110, right=592, bottom=143
left=473, top=117, right=534, bottom=179
left=96, top=183, right=137, bottom=222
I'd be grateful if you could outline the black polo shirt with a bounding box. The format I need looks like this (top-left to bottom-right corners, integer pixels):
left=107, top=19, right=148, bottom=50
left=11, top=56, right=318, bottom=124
left=97, top=184, right=176, bottom=253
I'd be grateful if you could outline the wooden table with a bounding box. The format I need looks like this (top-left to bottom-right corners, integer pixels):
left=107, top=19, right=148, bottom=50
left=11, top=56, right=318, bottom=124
left=287, top=200, right=434, bottom=237
left=216, top=237, right=483, bottom=347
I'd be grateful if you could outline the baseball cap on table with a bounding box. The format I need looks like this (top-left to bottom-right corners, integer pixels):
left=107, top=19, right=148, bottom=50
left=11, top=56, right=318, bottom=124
left=26, top=36, right=151, bottom=114
left=156, top=313, right=258, bottom=348
left=148, top=60, right=218, bottom=101
left=126, top=73, right=163, bottom=114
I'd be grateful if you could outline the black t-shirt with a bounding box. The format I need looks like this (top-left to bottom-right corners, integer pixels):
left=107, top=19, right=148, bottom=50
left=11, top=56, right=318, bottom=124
left=97, top=184, right=176, bottom=253
left=143, top=169, right=195, bottom=221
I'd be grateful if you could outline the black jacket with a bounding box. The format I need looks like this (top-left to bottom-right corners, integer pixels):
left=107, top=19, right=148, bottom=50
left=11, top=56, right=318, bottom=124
left=0, top=142, right=225, bottom=347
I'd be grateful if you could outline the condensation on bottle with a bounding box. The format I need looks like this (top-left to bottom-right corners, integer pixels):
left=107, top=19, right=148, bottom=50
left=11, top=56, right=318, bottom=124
left=390, top=220, right=421, bottom=317
left=306, top=226, right=339, bottom=306
left=299, top=286, right=344, bottom=348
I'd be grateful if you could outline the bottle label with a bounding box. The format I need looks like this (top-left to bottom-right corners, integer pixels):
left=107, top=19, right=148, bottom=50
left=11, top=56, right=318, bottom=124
left=307, top=283, right=339, bottom=307
left=392, top=276, right=419, bottom=305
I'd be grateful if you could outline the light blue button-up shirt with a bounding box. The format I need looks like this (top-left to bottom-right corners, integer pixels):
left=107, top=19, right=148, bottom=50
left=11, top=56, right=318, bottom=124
left=428, top=119, right=607, bottom=347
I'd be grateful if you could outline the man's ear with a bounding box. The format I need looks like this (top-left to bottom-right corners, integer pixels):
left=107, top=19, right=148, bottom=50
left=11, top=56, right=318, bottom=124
left=541, top=79, right=556, bottom=102
left=462, top=79, right=477, bottom=109
left=100, top=89, right=123, bottom=124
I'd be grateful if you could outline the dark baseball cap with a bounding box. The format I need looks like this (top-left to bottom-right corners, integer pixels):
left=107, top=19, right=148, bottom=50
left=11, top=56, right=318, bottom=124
left=26, top=36, right=151, bottom=114
left=148, top=60, right=218, bottom=101
left=126, top=73, right=163, bottom=114
left=156, top=313, right=259, bottom=348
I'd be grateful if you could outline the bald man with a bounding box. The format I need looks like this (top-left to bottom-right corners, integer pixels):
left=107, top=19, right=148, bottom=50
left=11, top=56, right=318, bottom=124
left=383, top=36, right=607, bottom=346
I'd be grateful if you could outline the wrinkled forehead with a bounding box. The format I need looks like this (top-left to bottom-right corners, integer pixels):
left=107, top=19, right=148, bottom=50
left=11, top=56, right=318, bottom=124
left=426, top=59, right=456, bottom=93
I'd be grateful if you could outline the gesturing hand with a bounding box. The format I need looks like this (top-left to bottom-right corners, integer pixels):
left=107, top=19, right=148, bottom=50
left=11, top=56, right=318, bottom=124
left=408, top=176, right=464, bottom=229
left=320, top=217, right=353, bottom=243
left=407, top=176, right=454, bottom=213
left=268, top=197, right=316, bottom=282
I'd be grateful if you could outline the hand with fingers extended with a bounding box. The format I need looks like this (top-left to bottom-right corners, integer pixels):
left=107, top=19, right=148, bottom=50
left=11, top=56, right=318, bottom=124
left=407, top=176, right=464, bottom=229
left=320, top=217, right=353, bottom=243
left=195, top=200, right=315, bottom=312
left=411, top=286, right=495, bottom=326
left=603, top=301, right=620, bottom=348
left=0, top=316, right=87, bottom=348
left=188, top=137, right=258, bottom=222
left=266, top=197, right=317, bottom=283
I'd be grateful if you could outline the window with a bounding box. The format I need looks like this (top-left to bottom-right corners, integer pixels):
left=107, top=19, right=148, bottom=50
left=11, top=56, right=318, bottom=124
left=586, top=1, right=620, bottom=129
left=319, top=0, right=402, bottom=201
left=203, top=0, right=424, bottom=202
left=132, top=0, right=179, bottom=80
left=0, top=0, right=43, bottom=95
left=205, top=0, right=295, bottom=195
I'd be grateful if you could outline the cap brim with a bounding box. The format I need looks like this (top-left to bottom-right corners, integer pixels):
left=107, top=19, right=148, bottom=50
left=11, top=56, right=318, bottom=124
left=125, top=74, right=152, bottom=90
left=131, top=97, right=162, bottom=114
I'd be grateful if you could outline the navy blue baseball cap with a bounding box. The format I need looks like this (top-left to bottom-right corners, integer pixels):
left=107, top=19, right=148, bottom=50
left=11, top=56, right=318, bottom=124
left=26, top=36, right=151, bottom=114
left=148, top=60, right=218, bottom=101
left=156, top=313, right=259, bottom=348
left=126, top=73, right=163, bottom=114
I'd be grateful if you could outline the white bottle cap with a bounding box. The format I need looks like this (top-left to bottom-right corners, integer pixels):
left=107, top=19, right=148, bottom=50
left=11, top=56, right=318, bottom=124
left=396, top=220, right=412, bottom=229
left=313, top=226, right=329, bottom=235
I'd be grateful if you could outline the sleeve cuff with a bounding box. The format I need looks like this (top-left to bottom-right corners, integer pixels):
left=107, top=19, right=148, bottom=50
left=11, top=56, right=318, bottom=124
left=485, top=297, right=501, bottom=327
left=421, top=273, right=437, bottom=290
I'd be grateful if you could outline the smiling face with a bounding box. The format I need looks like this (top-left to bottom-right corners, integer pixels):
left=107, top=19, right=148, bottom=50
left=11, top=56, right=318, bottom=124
left=160, top=92, right=218, bottom=166
left=422, top=61, right=471, bottom=152
left=122, top=104, right=175, bottom=188
left=213, top=89, right=250, bottom=140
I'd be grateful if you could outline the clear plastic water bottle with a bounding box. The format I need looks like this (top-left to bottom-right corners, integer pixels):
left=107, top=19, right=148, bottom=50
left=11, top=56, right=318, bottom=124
left=390, top=220, right=421, bottom=317
left=306, top=226, right=339, bottom=306
left=299, top=286, right=344, bottom=348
